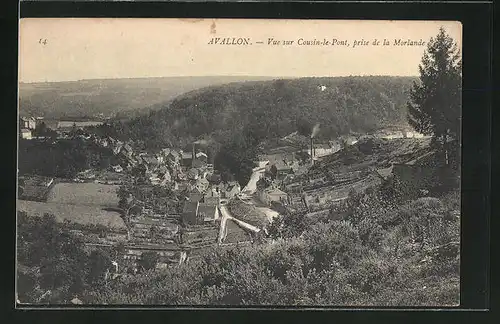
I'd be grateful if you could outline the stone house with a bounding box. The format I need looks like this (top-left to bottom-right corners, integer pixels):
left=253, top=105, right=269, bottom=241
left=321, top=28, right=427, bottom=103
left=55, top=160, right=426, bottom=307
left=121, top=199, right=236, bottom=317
left=181, top=201, right=219, bottom=225
left=20, top=117, right=36, bottom=130
left=224, top=181, right=241, bottom=199
left=260, top=187, right=288, bottom=206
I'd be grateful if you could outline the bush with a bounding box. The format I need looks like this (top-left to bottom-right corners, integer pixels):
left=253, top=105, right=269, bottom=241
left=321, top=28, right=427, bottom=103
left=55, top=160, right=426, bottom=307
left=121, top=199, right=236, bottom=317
left=138, top=252, right=159, bottom=271
left=17, top=212, right=116, bottom=304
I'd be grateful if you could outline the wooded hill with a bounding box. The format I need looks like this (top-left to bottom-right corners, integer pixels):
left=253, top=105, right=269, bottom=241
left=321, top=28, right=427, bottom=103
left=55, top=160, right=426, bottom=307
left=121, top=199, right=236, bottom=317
left=19, top=76, right=275, bottom=119
left=115, top=76, right=417, bottom=149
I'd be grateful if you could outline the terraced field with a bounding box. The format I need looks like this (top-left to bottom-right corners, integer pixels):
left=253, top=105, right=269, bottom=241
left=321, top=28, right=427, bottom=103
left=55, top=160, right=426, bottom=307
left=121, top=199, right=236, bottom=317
left=18, top=182, right=123, bottom=231
left=46, top=182, right=120, bottom=207
left=17, top=200, right=126, bottom=231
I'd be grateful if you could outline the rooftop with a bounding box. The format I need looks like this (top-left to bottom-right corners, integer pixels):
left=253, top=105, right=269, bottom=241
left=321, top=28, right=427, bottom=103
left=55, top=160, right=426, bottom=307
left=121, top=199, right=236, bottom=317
left=182, top=201, right=198, bottom=214
left=265, top=188, right=288, bottom=196
left=188, top=192, right=204, bottom=203
left=197, top=203, right=217, bottom=219
left=142, top=156, right=159, bottom=165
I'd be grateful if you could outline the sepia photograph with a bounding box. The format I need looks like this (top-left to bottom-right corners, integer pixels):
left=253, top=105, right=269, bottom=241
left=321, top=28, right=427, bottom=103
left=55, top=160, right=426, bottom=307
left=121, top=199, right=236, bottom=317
left=17, top=19, right=462, bottom=307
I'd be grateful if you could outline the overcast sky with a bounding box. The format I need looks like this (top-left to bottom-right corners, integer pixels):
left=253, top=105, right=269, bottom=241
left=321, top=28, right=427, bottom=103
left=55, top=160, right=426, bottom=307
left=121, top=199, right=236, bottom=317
left=19, top=19, right=462, bottom=83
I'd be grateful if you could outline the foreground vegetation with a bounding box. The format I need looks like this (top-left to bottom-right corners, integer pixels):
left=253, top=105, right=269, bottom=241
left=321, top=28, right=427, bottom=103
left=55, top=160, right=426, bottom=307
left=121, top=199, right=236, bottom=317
left=17, top=181, right=459, bottom=306
left=89, top=187, right=459, bottom=306
left=17, top=212, right=116, bottom=304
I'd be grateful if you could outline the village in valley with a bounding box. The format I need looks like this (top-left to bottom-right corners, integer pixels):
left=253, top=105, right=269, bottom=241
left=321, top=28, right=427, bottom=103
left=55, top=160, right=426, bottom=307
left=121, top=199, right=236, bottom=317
left=16, top=19, right=464, bottom=306
left=18, top=112, right=438, bottom=277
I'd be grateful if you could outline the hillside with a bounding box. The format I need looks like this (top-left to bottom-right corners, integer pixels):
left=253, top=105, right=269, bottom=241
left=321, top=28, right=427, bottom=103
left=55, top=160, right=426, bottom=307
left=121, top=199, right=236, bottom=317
left=18, top=76, right=276, bottom=119
left=115, top=76, right=416, bottom=148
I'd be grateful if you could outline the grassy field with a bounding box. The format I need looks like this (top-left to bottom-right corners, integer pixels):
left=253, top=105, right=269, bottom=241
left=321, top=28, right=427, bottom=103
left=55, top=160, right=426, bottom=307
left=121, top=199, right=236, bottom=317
left=224, top=219, right=252, bottom=244
left=46, top=183, right=120, bottom=207
left=17, top=200, right=126, bottom=231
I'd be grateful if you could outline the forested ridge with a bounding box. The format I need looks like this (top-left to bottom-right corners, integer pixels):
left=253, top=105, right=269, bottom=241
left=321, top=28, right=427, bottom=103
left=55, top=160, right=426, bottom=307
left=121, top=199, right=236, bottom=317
left=105, top=76, right=416, bottom=149
left=19, top=76, right=275, bottom=119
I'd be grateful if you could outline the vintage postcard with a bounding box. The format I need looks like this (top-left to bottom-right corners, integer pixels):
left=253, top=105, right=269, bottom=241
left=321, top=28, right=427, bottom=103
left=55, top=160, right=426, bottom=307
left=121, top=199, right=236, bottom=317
left=17, top=18, right=462, bottom=307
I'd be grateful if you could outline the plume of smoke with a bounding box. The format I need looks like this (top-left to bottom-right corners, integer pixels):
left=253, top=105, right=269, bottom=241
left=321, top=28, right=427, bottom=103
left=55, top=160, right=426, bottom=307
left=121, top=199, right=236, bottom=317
left=311, top=123, right=320, bottom=138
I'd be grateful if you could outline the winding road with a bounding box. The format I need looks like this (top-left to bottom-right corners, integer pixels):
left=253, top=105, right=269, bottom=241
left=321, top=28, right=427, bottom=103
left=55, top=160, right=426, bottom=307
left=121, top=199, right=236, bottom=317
left=217, top=161, right=284, bottom=244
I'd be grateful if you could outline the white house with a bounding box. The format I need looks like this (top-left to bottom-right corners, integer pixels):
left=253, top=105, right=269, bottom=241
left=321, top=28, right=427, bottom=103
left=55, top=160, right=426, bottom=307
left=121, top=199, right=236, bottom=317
left=20, top=129, right=32, bottom=139
left=20, top=117, right=36, bottom=130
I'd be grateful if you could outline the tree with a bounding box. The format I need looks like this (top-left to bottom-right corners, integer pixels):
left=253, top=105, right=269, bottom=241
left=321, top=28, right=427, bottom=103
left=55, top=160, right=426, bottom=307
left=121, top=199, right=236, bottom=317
left=407, top=27, right=462, bottom=168
left=17, top=212, right=91, bottom=303
left=269, top=165, right=278, bottom=180
left=138, top=252, right=159, bottom=271
left=32, top=122, right=48, bottom=137
left=87, top=250, right=112, bottom=288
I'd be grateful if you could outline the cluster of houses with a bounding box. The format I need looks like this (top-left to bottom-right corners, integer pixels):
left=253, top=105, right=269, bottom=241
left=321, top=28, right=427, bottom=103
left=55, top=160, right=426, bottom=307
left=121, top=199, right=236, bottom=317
left=255, top=133, right=436, bottom=218
left=87, top=138, right=248, bottom=268
left=19, top=116, right=108, bottom=140
left=180, top=180, right=241, bottom=225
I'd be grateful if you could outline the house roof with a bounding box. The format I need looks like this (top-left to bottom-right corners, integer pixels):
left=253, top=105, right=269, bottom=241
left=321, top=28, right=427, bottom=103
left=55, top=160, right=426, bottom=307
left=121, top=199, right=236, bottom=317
left=192, top=159, right=205, bottom=168
left=177, top=182, right=190, bottom=191
left=197, top=177, right=209, bottom=184
left=188, top=192, right=204, bottom=203
left=158, top=166, right=169, bottom=174
left=376, top=166, right=394, bottom=180
left=265, top=188, right=288, bottom=196
left=20, top=129, right=31, bottom=133
left=197, top=203, right=217, bottom=219
left=275, top=160, right=293, bottom=171
left=142, top=156, right=159, bottom=165
left=166, top=150, right=182, bottom=158
left=187, top=169, right=199, bottom=179
left=226, top=181, right=240, bottom=192
left=190, top=187, right=202, bottom=194
left=314, top=143, right=332, bottom=149
left=182, top=152, right=193, bottom=160
left=208, top=173, right=222, bottom=184
left=182, top=201, right=198, bottom=214
left=71, top=298, right=83, bottom=305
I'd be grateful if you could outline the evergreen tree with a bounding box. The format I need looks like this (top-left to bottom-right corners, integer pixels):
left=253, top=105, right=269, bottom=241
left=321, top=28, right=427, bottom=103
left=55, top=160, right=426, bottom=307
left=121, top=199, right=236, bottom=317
left=407, top=27, right=462, bottom=168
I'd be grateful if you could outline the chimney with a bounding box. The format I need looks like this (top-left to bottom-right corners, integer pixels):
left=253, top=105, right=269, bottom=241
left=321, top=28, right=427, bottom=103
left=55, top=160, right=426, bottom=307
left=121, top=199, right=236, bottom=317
left=310, top=137, right=314, bottom=166
left=192, top=143, right=196, bottom=166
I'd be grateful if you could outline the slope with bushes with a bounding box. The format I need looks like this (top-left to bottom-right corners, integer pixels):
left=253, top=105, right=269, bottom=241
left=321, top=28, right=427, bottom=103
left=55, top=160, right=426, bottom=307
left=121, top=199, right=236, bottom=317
left=87, top=187, right=459, bottom=306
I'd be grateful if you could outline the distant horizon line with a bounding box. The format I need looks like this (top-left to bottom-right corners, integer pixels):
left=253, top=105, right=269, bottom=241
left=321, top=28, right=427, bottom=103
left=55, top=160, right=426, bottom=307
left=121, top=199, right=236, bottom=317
left=19, top=74, right=419, bottom=84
